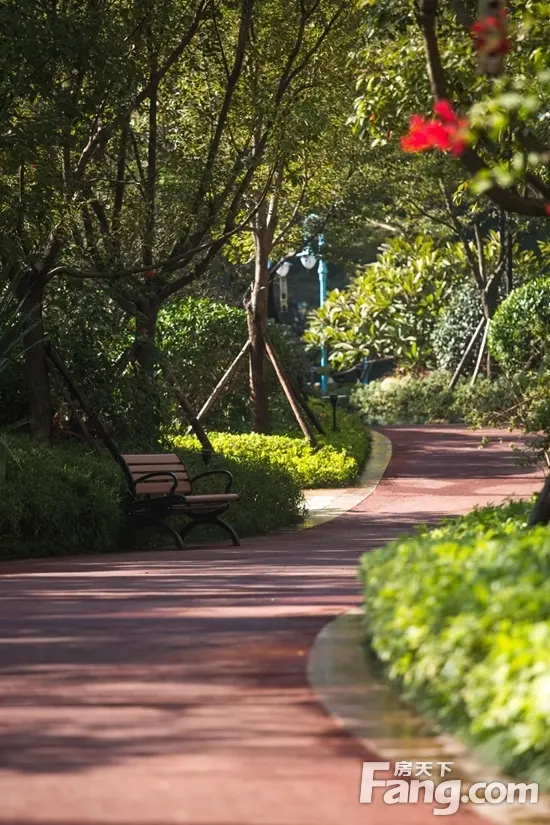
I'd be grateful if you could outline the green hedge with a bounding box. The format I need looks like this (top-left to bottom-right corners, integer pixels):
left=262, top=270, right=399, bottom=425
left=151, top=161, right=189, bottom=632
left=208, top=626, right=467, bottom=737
left=0, top=438, right=124, bottom=560
left=173, top=402, right=371, bottom=488
left=360, top=498, right=550, bottom=786
left=0, top=437, right=305, bottom=561
left=489, top=278, right=550, bottom=373
left=351, top=372, right=461, bottom=425
left=158, top=298, right=311, bottom=435
left=350, top=372, right=519, bottom=427
left=172, top=449, right=305, bottom=537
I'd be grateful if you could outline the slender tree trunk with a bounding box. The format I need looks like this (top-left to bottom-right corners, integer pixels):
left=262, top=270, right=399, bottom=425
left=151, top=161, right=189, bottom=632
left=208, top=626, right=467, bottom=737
left=133, top=298, right=160, bottom=445
left=481, top=281, right=500, bottom=378
left=247, top=227, right=270, bottom=433
left=134, top=298, right=159, bottom=375
left=18, top=272, right=52, bottom=442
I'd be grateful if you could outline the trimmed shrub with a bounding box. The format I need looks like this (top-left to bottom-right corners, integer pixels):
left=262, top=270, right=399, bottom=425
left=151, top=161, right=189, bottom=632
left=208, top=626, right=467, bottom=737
left=0, top=438, right=124, bottom=560
left=173, top=402, right=371, bottom=488
left=351, top=372, right=459, bottom=425
left=0, top=437, right=306, bottom=561
left=489, top=278, right=550, bottom=372
left=360, top=498, right=550, bottom=787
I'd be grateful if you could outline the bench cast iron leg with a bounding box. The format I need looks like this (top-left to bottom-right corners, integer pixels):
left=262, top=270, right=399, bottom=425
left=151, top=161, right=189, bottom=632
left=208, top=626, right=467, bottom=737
left=214, top=517, right=240, bottom=546
left=127, top=519, right=185, bottom=550
left=179, top=517, right=240, bottom=547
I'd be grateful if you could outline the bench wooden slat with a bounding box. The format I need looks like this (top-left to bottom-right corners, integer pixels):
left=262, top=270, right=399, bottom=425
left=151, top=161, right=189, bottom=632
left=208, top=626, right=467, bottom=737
left=134, top=482, right=191, bottom=495
left=121, top=454, right=192, bottom=495
left=129, top=467, right=189, bottom=479
left=123, top=454, right=182, bottom=464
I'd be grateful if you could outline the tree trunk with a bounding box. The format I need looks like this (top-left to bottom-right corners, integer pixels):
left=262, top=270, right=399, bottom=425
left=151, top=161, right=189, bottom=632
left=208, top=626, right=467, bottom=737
left=18, top=272, right=52, bottom=442
left=247, top=228, right=270, bottom=433
left=481, top=283, right=499, bottom=379
left=134, top=298, right=159, bottom=376
left=133, top=298, right=160, bottom=446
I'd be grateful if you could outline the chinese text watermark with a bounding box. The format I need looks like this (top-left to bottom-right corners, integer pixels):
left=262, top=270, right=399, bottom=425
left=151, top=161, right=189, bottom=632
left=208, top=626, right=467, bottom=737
left=360, top=761, right=539, bottom=816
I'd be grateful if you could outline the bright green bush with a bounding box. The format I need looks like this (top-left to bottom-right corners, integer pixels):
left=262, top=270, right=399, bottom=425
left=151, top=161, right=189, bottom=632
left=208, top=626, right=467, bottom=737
left=173, top=402, right=371, bottom=488
left=305, top=235, right=457, bottom=372
left=489, top=278, right=550, bottom=373
left=0, top=437, right=125, bottom=560
left=173, top=448, right=305, bottom=536
left=360, top=498, right=550, bottom=786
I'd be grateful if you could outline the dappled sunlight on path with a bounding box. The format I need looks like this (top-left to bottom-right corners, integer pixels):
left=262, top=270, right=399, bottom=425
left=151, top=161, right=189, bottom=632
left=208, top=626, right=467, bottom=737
left=0, top=426, right=542, bottom=824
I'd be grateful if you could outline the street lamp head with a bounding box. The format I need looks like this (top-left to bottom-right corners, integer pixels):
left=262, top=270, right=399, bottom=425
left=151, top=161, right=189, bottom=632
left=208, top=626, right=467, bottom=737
left=276, top=261, right=291, bottom=277
left=299, top=253, right=317, bottom=271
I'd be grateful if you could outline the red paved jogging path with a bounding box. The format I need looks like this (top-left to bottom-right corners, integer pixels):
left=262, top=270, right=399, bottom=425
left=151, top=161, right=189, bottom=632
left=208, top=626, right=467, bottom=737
left=0, top=426, right=543, bottom=825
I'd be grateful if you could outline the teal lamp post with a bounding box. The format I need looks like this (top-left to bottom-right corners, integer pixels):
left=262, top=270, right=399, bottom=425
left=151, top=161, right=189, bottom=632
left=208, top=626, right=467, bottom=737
left=297, top=233, right=328, bottom=392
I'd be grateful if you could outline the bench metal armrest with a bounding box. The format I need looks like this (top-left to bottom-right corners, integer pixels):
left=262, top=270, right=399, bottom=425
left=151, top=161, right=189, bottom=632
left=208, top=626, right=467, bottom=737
left=133, top=471, right=179, bottom=496
left=191, top=469, right=233, bottom=494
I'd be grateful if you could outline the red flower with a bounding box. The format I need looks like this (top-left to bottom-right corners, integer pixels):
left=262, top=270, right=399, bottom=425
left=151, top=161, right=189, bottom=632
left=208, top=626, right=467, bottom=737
left=401, top=101, right=469, bottom=157
left=470, top=10, right=509, bottom=55
left=544, top=203, right=550, bottom=216
left=145, top=270, right=155, bottom=278
left=433, top=99, right=457, bottom=123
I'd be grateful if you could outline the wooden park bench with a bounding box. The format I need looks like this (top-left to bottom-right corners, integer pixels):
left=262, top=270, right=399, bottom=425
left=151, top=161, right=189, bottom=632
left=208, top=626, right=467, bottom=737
left=43, top=344, right=242, bottom=550
left=120, top=453, right=241, bottom=549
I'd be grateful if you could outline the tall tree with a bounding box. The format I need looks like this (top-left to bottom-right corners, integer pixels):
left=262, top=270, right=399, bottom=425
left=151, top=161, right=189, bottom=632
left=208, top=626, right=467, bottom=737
left=1, top=0, right=365, bottom=440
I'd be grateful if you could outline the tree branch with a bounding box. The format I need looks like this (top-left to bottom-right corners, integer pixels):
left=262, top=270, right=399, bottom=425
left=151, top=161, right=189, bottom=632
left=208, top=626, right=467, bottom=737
left=415, top=0, right=550, bottom=218
left=72, top=0, right=207, bottom=183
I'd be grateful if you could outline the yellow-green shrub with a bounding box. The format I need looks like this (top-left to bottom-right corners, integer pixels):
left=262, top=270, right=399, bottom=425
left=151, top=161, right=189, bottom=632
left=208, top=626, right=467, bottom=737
left=173, top=403, right=371, bottom=488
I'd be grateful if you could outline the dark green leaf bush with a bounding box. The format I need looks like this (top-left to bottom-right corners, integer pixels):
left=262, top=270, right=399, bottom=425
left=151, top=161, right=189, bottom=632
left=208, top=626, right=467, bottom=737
left=159, top=298, right=311, bottom=435
left=0, top=437, right=124, bottom=560
left=351, top=371, right=522, bottom=428
left=453, top=374, right=525, bottom=428
left=173, top=402, right=371, bottom=488
left=431, top=281, right=483, bottom=374
left=360, top=499, right=550, bottom=786
left=489, top=278, right=550, bottom=373
left=38, top=291, right=311, bottom=448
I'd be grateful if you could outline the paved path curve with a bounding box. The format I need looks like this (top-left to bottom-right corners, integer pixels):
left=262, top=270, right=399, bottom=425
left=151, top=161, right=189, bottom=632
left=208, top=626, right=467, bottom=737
left=0, top=426, right=543, bottom=825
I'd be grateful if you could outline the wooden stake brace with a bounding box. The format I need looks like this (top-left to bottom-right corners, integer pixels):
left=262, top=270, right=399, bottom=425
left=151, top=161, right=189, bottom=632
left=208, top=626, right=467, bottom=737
left=157, top=356, right=215, bottom=458
left=188, top=340, right=251, bottom=434
left=449, top=317, right=486, bottom=390
left=264, top=332, right=325, bottom=436
left=45, top=343, right=125, bottom=467
left=177, top=322, right=325, bottom=445
left=264, top=335, right=318, bottom=449
left=470, top=318, right=490, bottom=386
